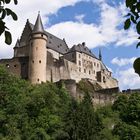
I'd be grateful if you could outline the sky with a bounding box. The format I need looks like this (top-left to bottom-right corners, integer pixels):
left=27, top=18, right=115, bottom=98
left=0, top=0, right=140, bottom=90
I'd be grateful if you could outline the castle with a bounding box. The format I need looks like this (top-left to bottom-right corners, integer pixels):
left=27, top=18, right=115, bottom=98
left=0, top=14, right=118, bottom=89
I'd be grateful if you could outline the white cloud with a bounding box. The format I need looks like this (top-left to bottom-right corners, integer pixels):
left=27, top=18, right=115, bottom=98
left=0, top=0, right=88, bottom=58
left=116, top=68, right=140, bottom=90
left=46, top=1, right=138, bottom=49
left=111, top=57, right=136, bottom=67
left=47, top=21, right=105, bottom=48
left=75, top=14, right=85, bottom=23
left=0, top=0, right=138, bottom=59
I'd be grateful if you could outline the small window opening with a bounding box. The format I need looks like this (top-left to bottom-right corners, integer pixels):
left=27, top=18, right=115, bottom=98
left=89, top=70, right=91, bottom=75
left=6, top=64, right=10, bottom=68
left=79, top=61, right=81, bottom=66
left=84, top=69, right=86, bottom=73
left=39, top=60, right=41, bottom=63
left=14, top=64, right=17, bottom=68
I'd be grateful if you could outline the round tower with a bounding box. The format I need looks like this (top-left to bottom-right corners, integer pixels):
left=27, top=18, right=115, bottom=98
left=28, top=13, right=47, bottom=84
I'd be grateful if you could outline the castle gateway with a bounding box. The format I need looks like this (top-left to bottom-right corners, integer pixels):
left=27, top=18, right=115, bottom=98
left=0, top=14, right=118, bottom=89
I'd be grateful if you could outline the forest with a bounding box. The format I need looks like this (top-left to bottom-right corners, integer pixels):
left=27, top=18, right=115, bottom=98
left=0, top=65, right=140, bottom=140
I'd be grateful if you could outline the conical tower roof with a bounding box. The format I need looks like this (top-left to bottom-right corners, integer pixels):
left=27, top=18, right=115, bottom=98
left=33, top=13, right=44, bottom=33
left=14, top=39, right=20, bottom=48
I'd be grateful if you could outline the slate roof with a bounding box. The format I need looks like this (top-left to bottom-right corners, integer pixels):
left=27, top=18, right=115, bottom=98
left=32, top=13, right=44, bottom=33
left=100, top=61, right=110, bottom=72
left=68, top=43, right=97, bottom=58
left=29, top=23, right=69, bottom=54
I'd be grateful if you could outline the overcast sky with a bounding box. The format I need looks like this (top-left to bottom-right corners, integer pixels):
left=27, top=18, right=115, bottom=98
left=0, top=0, right=140, bottom=90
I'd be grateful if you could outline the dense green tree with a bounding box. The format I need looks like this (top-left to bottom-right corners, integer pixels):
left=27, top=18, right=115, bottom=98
left=0, top=65, right=71, bottom=140
left=64, top=92, right=103, bottom=140
left=0, top=0, right=18, bottom=45
left=113, top=93, right=140, bottom=140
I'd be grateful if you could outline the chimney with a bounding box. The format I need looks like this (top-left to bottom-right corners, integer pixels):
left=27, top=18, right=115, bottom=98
left=82, top=42, right=85, bottom=46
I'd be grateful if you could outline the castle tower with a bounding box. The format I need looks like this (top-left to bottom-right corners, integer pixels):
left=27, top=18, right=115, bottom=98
left=28, top=13, right=47, bottom=84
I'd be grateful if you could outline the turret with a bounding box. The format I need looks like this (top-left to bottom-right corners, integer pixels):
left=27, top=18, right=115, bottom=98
left=13, top=39, right=20, bottom=57
left=28, top=13, right=48, bottom=84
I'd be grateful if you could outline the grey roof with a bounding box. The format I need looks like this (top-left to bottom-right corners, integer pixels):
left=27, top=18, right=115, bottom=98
left=68, top=43, right=97, bottom=58
left=14, top=39, right=20, bottom=48
left=100, top=61, right=110, bottom=72
left=29, top=23, right=69, bottom=54
left=32, top=13, right=44, bottom=33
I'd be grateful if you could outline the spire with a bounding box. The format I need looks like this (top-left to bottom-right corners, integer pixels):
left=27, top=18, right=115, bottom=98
left=33, top=12, right=44, bottom=33
left=99, top=48, right=102, bottom=61
left=14, top=39, right=20, bottom=48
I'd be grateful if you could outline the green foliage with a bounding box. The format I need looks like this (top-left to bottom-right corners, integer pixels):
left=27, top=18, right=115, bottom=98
left=124, top=0, right=140, bottom=39
left=133, top=57, right=140, bottom=76
left=64, top=92, right=103, bottom=140
left=112, top=94, right=128, bottom=112
left=0, top=65, right=70, bottom=139
left=0, top=0, right=18, bottom=45
left=113, top=93, right=140, bottom=140
left=1, top=65, right=140, bottom=140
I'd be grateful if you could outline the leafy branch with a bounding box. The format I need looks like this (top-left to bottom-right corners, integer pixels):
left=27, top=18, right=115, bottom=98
left=0, top=0, right=18, bottom=45
left=124, top=0, right=140, bottom=48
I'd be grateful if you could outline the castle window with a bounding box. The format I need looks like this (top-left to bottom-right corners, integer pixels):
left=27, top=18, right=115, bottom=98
left=6, top=64, right=10, bottom=68
left=41, top=34, right=43, bottom=37
left=50, top=36, right=52, bottom=39
left=79, top=67, right=81, bottom=72
left=79, top=61, right=81, bottom=66
left=79, top=54, right=81, bottom=58
left=94, top=62, right=96, bottom=66
left=14, top=64, right=17, bottom=68
left=32, top=60, right=34, bottom=63
left=22, top=63, right=25, bottom=66
left=57, top=45, right=60, bottom=48
left=84, top=69, right=86, bottom=73
left=37, top=79, right=40, bottom=82
left=89, top=70, right=91, bottom=75
left=39, top=60, right=41, bottom=63
left=97, top=63, right=99, bottom=68
left=103, top=76, right=106, bottom=83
